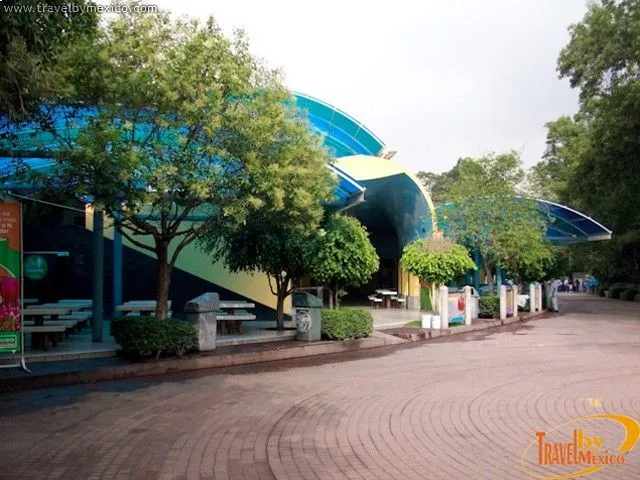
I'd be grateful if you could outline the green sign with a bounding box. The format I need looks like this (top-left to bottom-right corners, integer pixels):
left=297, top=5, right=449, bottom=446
left=24, top=255, right=48, bottom=280
left=0, top=332, right=19, bottom=353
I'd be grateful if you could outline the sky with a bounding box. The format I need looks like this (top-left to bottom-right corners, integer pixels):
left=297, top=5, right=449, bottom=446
left=153, top=0, right=588, bottom=174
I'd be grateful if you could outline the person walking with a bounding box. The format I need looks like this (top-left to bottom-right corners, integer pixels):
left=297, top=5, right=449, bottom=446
left=550, top=278, right=561, bottom=312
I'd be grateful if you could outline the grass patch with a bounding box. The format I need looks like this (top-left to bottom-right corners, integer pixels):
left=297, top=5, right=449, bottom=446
left=405, top=320, right=422, bottom=328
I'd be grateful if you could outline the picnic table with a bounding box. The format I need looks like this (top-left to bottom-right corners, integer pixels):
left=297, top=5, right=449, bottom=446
left=22, top=306, right=72, bottom=350
left=375, top=289, right=398, bottom=308
left=23, top=307, right=71, bottom=325
left=217, top=301, right=256, bottom=334
left=115, top=301, right=172, bottom=317
left=41, top=302, right=89, bottom=311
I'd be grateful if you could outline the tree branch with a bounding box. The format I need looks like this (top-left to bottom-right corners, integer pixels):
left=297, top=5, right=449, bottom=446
left=267, top=275, right=277, bottom=296
left=119, top=228, right=155, bottom=253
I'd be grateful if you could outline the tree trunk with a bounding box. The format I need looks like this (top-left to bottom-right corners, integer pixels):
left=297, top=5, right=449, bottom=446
left=275, top=292, right=286, bottom=331
left=328, top=288, right=334, bottom=309
left=333, top=280, right=340, bottom=309
left=484, top=259, right=494, bottom=295
left=155, top=241, right=171, bottom=320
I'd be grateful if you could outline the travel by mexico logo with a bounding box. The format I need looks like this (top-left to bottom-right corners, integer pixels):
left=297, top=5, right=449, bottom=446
left=520, top=414, right=640, bottom=479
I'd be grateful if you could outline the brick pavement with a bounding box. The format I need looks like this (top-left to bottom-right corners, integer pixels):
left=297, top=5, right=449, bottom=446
left=1, top=293, right=639, bottom=479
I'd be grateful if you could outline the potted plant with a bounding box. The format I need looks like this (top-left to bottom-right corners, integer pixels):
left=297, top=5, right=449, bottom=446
left=400, top=235, right=476, bottom=328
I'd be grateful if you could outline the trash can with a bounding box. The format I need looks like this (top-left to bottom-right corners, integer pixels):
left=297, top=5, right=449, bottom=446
left=292, top=291, right=323, bottom=341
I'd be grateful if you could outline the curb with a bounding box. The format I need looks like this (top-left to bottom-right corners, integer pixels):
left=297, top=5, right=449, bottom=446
left=0, top=336, right=394, bottom=393
left=0, top=312, right=550, bottom=393
left=385, top=310, right=550, bottom=342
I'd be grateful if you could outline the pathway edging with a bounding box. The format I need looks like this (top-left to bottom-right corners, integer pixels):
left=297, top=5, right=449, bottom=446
left=0, top=311, right=549, bottom=393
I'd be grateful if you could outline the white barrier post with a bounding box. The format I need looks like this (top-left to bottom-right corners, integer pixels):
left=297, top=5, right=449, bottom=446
left=536, top=283, right=543, bottom=311
left=529, top=283, right=536, bottom=313
left=499, top=285, right=507, bottom=320
left=464, top=286, right=472, bottom=326
left=513, top=285, right=518, bottom=319
left=440, top=286, right=449, bottom=329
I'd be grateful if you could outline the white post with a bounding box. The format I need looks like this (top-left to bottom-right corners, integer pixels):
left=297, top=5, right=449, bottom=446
left=512, top=285, right=518, bottom=319
left=464, top=286, right=472, bottom=326
left=499, top=284, right=507, bottom=320
left=536, top=283, right=543, bottom=311
left=529, top=283, right=536, bottom=313
left=440, top=286, right=449, bottom=329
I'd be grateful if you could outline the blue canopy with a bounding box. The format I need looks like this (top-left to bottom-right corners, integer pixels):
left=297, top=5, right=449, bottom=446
left=537, top=199, right=612, bottom=244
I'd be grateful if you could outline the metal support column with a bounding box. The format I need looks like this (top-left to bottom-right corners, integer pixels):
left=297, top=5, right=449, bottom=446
left=473, top=250, right=481, bottom=290
left=92, top=206, right=104, bottom=343
left=112, top=217, right=122, bottom=318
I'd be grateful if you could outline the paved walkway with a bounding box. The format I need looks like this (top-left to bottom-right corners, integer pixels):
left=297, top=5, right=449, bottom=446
left=1, top=294, right=639, bottom=479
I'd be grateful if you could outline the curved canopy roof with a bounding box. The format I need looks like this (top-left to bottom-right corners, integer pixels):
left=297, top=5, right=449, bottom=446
left=436, top=198, right=612, bottom=246
left=333, top=155, right=436, bottom=245
left=294, top=93, right=385, bottom=158
left=537, top=199, right=612, bottom=244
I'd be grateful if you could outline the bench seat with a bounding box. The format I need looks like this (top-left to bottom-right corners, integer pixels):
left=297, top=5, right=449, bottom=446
left=23, top=325, right=68, bottom=350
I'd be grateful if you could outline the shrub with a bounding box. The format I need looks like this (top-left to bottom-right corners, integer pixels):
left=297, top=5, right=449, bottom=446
left=400, top=237, right=476, bottom=286
left=321, top=308, right=373, bottom=340
left=622, top=289, right=639, bottom=301
left=609, top=287, right=627, bottom=299
left=479, top=295, right=500, bottom=318
left=111, top=317, right=197, bottom=360
left=168, top=320, right=198, bottom=358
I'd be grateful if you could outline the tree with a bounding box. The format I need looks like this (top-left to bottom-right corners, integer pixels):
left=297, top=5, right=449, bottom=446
left=16, top=10, right=333, bottom=319
left=437, top=152, right=554, bottom=292
left=558, top=0, right=640, bottom=104
left=551, top=0, right=640, bottom=284
left=201, top=160, right=335, bottom=330
left=526, top=115, right=590, bottom=202
left=307, top=215, right=379, bottom=309
left=416, top=164, right=460, bottom=204
left=0, top=0, right=98, bottom=124
left=400, top=236, right=476, bottom=311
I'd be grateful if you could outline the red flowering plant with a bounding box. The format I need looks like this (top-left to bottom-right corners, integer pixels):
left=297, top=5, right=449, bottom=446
left=0, top=278, right=20, bottom=331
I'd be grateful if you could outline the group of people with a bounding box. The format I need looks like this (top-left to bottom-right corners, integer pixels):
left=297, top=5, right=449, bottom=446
left=556, top=278, right=585, bottom=293
left=546, top=276, right=599, bottom=313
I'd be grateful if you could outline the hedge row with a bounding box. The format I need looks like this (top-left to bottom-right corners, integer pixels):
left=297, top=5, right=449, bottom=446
left=478, top=295, right=500, bottom=318
left=321, top=308, right=373, bottom=340
left=111, top=317, right=197, bottom=360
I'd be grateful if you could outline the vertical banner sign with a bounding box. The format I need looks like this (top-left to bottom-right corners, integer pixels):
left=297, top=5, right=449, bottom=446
left=506, top=287, right=514, bottom=316
left=0, top=202, right=22, bottom=355
left=448, top=292, right=465, bottom=325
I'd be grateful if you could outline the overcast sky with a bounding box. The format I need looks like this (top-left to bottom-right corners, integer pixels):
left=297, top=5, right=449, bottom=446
left=154, top=0, right=588, bottom=174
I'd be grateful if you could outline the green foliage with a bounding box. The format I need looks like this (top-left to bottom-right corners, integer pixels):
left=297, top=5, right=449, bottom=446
left=478, top=296, right=500, bottom=319
left=169, top=321, right=199, bottom=358
left=11, top=9, right=334, bottom=319
left=608, top=286, right=627, bottom=299
left=0, top=0, right=98, bottom=123
left=320, top=308, right=373, bottom=341
left=620, top=289, right=638, bottom=301
left=420, top=286, right=434, bottom=311
left=111, top=317, right=197, bottom=360
left=558, top=0, right=640, bottom=103
left=527, top=0, right=640, bottom=285
left=400, top=236, right=476, bottom=285
left=436, top=152, right=554, bottom=287
left=526, top=115, right=590, bottom=202
left=200, top=112, right=335, bottom=328
left=308, top=215, right=379, bottom=307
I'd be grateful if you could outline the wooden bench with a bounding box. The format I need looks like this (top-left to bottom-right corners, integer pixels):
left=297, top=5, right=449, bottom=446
left=23, top=325, right=67, bottom=350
